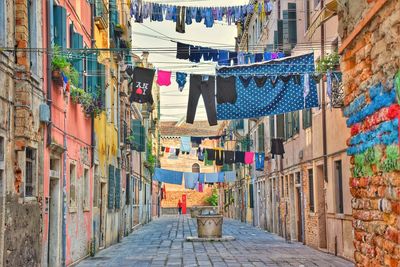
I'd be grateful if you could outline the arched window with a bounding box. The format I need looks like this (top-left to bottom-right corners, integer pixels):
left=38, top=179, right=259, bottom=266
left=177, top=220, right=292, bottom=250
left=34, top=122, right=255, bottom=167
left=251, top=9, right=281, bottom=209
left=192, top=163, right=200, bottom=173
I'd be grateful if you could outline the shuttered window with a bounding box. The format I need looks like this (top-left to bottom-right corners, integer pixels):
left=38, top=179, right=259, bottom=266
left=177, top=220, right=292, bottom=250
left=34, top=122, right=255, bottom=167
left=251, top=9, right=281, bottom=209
left=87, top=52, right=98, bottom=96
left=258, top=123, right=265, bottom=152
left=249, top=184, right=254, bottom=208
left=308, top=169, right=314, bottom=212
left=97, top=62, right=106, bottom=106
left=288, top=3, right=297, bottom=45
left=302, top=109, right=312, bottom=129
left=131, top=119, right=146, bottom=152
left=276, top=114, right=285, bottom=139
left=108, top=165, right=115, bottom=209
left=53, top=5, right=67, bottom=48
left=293, top=111, right=300, bottom=135
left=285, top=112, right=293, bottom=139
left=70, top=24, right=84, bottom=88
left=269, top=116, right=275, bottom=138
left=115, top=168, right=121, bottom=209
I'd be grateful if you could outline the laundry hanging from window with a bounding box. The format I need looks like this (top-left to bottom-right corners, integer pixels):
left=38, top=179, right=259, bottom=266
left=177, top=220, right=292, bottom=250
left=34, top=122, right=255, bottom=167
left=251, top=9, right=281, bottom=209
left=129, top=67, right=155, bottom=104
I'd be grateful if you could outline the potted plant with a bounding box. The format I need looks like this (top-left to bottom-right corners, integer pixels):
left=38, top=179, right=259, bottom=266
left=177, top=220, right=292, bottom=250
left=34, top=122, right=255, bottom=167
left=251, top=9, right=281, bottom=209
left=316, top=52, right=340, bottom=80
left=114, top=24, right=125, bottom=37
left=51, top=48, right=70, bottom=85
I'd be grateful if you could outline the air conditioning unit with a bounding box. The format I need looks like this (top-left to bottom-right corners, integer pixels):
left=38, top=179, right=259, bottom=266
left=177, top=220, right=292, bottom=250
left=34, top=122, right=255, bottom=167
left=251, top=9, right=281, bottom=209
left=50, top=170, right=60, bottom=179
left=39, top=104, right=50, bottom=123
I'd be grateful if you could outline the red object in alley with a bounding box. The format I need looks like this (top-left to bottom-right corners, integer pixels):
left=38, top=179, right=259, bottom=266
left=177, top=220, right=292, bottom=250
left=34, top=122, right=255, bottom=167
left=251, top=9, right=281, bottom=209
left=182, top=194, right=187, bottom=214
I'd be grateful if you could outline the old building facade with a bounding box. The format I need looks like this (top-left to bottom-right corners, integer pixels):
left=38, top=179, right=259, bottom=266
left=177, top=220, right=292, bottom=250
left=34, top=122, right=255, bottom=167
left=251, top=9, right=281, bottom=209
left=228, top=0, right=354, bottom=261
left=339, top=1, right=400, bottom=266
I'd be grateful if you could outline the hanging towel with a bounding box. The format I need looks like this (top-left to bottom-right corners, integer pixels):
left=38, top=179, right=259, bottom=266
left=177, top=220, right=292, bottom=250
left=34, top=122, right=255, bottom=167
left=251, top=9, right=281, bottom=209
left=180, top=136, right=191, bottom=152
left=176, top=42, right=190, bottom=60
left=215, top=149, right=224, bottom=166
left=205, top=173, right=219, bottom=183
left=206, top=149, right=216, bottom=160
left=218, top=172, right=225, bottom=182
left=204, top=149, right=214, bottom=166
left=184, top=172, right=198, bottom=189
left=225, top=171, right=236, bottom=182
left=157, top=70, right=172, bottom=86
left=198, top=183, right=204, bottom=192
left=217, top=76, right=237, bottom=104
left=154, top=168, right=183, bottom=185
left=218, top=50, right=230, bottom=66
left=235, top=151, right=245, bottom=163
left=197, top=147, right=204, bottom=161
left=255, top=152, right=265, bottom=171
left=244, top=152, right=254, bottom=164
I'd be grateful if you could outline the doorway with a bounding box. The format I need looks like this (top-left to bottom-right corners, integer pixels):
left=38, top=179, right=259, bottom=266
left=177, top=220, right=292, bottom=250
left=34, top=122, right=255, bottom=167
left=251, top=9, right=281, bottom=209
left=316, top=165, right=327, bottom=248
left=47, top=165, right=61, bottom=267
left=99, top=182, right=106, bottom=249
left=296, top=187, right=303, bottom=242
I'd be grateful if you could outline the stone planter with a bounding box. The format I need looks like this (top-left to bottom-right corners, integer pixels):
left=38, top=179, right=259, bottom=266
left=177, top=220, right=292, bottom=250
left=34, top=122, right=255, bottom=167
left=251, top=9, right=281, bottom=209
left=190, top=207, right=201, bottom=218
left=197, top=214, right=223, bottom=238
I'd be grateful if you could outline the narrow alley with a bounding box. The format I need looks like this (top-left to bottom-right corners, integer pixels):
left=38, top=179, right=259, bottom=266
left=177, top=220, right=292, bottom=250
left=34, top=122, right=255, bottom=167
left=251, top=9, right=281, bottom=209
left=77, top=216, right=352, bottom=267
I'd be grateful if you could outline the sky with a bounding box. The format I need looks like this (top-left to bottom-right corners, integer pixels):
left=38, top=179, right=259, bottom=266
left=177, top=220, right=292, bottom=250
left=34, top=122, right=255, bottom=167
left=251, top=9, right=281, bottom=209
left=131, top=0, right=248, bottom=122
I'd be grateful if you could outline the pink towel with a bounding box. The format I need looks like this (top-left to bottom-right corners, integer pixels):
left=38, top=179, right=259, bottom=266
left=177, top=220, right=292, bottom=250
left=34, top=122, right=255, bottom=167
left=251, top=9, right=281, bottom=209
left=244, top=152, right=254, bottom=164
left=157, top=70, right=172, bottom=86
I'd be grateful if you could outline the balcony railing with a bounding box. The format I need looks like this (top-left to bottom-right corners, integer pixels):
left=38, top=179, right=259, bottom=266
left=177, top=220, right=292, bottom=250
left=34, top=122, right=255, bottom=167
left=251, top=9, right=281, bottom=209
left=95, top=0, right=108, bottom=30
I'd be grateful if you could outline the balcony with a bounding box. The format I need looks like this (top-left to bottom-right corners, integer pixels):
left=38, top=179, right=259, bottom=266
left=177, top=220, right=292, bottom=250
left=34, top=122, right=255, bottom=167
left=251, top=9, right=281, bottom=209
left=95, top=0, right=109, bottom=30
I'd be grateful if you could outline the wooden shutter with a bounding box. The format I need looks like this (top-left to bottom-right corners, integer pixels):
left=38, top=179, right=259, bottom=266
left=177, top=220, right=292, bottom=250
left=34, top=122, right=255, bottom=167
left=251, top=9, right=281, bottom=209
left=276, top=114, right=285, bottom=139
left=87, top=53, right=98, bottom=96
left=258, top=123, right=265, bottom=152
left=293, top=111, right=300, bottom=135
left=131, top=119, right=145, bottom=152
left=288, top=3, right=297, bottom=45
left=53, top=6, right=67, bottom=48
left=115, top=168, right=121, bottom=209
left=70, top=24, right=84, bottom=88
left=249, top=184, right=254, bottom=208
left=108, top=165, right=115, bottom=209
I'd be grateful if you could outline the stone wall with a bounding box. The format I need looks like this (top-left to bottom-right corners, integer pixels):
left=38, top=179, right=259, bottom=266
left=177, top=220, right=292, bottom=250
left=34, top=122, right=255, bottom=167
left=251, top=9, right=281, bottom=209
left=339, top=1, right=400, bottom=266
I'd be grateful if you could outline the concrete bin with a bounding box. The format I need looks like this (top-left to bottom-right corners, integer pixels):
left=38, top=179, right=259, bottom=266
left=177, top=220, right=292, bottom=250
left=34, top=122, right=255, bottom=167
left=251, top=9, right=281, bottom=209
left=197, top=214, right=223, bottom=238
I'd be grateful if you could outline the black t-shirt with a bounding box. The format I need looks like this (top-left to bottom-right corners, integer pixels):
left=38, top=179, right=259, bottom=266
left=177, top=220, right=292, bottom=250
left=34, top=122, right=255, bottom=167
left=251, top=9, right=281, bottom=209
left=216, top=76, right=237, bottom=104
left=129, top=67, right=155, bottom=104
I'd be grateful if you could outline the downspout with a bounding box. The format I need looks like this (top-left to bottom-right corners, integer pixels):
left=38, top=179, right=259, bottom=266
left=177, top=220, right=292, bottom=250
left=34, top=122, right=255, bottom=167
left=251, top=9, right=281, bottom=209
left=46, top=0, right=53, bottom=146
left=61, top=107, right=67, bottom=267
left=321, top=0, right=328, bottom=184
left=300, top=170, right=306, bottom=245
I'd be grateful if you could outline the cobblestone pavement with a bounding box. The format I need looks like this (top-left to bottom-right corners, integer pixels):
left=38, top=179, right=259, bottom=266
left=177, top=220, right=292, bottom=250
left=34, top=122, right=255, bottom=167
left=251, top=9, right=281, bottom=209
left=77, top=216, right=353, bottom=267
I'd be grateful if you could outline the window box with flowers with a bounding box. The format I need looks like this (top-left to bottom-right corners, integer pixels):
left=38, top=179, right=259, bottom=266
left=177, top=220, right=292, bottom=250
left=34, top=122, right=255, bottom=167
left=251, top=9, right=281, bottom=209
left=51, top=46, right=79, bottom=90
left=316, top=52, right=340, bottom=78
left=70, top=87, right=104, bottom=117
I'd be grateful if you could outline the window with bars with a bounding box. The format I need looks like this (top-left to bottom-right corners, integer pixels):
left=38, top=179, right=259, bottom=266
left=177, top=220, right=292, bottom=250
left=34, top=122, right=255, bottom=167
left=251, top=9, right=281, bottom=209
left=335, top=160, right=344, bottom=214
left=69, top=163, right=76, bottom=209
left=25, top=147, right=36, bottom=197
left=308, top=169, right=314, bottom=212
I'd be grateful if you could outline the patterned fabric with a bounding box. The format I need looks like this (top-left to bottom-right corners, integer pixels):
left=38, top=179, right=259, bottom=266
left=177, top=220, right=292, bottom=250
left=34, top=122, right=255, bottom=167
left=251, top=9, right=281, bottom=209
left=216, top=53, right=318, bottom=120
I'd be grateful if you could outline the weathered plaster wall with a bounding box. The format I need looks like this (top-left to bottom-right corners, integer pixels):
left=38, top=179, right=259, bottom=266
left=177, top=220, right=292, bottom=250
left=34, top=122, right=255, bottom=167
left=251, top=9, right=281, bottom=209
left=339, top=1, right=400, bottom=266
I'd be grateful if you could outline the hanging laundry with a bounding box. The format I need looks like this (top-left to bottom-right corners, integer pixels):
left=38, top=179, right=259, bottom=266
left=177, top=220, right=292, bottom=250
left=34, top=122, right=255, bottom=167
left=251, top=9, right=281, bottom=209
left=255, top=152, right=265, bottom=171
left=176, top=6, right=186, bottom=33
left=269, top=75, right=279, bottom=87
left=217, top=76, right=237, bottom=104
left=279, top=75, right=292, bottom=84
left=185, top=7, right=192, bottom=25
left=327, top=71, right=332, bottom=98
left=216, top=53, right=319, bottom=120
left=225, top=171, right=236, bottom=182
left=293, top=74, right=301, bottom=85
left=165, top=147, right=170, bottom=153
left=224, top=150, right=235, bottom=164
left=157, top=70, right=172, bottom=86
left=204, top=149, right=214, bottom=166
left=129, top=67, right=155, bottom=104
left=215, top=149, right=224, bottom=166
left=264, top=52, right=272, bottom=61
left=161, top=146, right=166, bottom=152
left=197, top=147, right=205, bottom=161
left=192, top=137, right=203, bottom=145
left=199, top=173, right=205, bottom=183
left=205, top=173, right=219, bottom=183
left=189, top=45, right=202, bottom=63
left=237, top=52, right=245, bottom=65
left=228, top=52, right=238, bottom=66
left=198, top=183, right=204, bottom=193
left=244, top=152, right=254, bottom=164
left=218, top=50, right=230, bottom=66
left=186, top=74, right=217, bottom=126
left=204, top=8, right=214, bottom=28
left=255, top=53, right=264, bottom=63
left=184, top=172, right=198, bottom=189
left=154, top=168, right=183, bottom=185
left=304, top=73, right=310, bottom=108
left=175, top=148, right=180, bottom=156
left=180, top=136, right=191, bottom=153
left=239, top=75, right=253, bottom=88
left=205, top=148, right=216, bottom=161
left=271, top=138, right=285, bottom=158
left=254, top=76, right=268, bottom=88
left=176, top=72, right=187, bottom=92
left=218, top=172, right=225, bottom=182
left=235, top=151, right=245, bottom=164
left=170, top=148, right=176, bottom=155
left=176, top=42, right=190, bottom=60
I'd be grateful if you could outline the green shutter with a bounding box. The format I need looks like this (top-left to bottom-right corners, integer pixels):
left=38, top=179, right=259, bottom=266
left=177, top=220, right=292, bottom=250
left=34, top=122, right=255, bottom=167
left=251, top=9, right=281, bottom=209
left=293, top=111, right=300, bottom=135
left=87, top=53, right=98, bottom=96
left=302, top=109, right=312, bottom=129
left=115, top=168, right=121, bottom=209
left=277, top=20, right=283, bottom=49
left=70, top=24, right=84, bottom=88
left=108, top=165, right=115, bottom=209
left=53, top=6, right=67, bottom=48
left=131, top=120, right=145, bottom=152
left=97, top=62, right=106, bottom=105
left=258, top=123, right=265, bottom=152
left=276, top=114, right=285, bottom=139
left=269, top=116, right=275, bottom=138
left=249, top=184, right=254, bottom=208
left=285, top=112, right=293, bottom=139
left=288, top=3, right=297, bottom=45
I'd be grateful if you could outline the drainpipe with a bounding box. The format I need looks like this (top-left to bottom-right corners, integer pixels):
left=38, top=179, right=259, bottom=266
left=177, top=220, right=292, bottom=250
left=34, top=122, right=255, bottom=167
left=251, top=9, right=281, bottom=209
left=61, top=109, right=67, bottom=267
left=46, top=0, right=53, bottom=146
left=90, top=0, right=95, bottom=168
left=300, top=170, right=306, bottom=245
left=321, top=0, right=328, bottom=184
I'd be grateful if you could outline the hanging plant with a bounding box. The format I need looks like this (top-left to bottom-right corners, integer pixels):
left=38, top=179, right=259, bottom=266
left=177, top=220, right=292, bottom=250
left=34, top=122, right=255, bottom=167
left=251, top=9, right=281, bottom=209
left=69, top=87, right=104, bottom=117
left=316, top=52, right=340, bottom=74
left=51, top=46, right=79, bottom=88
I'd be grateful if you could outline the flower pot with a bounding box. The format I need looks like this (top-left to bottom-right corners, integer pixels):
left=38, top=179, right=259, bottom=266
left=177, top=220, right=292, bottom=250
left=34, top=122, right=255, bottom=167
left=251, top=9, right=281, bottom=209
left=52, top=70, right=63, bottom=86
left=114, top=27, right=123, bottom=37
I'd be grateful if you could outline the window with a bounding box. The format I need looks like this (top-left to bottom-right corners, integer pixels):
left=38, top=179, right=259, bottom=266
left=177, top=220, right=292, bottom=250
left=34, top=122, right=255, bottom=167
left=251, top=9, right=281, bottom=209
left=302, top=109, right=312, bottom=129
left=335, top=160, right=344, bottom=214
left=93, top=164, right=99, bottom=207
left=27, top=0, right=38, bottom=74
left=54, top=5, right=67, bottom=48
left=0, top=136, right=4, bottom=163
left=308, top=169, right=314, bottom=212
left=293, top=111, right=300, bottom=135
left=25, top=147, right=36, bottom=197
left=115, top=168, right=121, bottom=209
left=0, top=0, right=5, bottom=46
left=192, top=163, right=200, bottom=173
left=285, top=112, right=293, bottom=139
left=83, top=167, right=89, bottom=211
left=305, top=0, right=311, bottom=30
left=257, top=123, right=265, bottom=152
left=108, top=165, right=115, bottom=209
left=314, top=0, right=321, bottom=9
left=280, top=176, right=284, bottom=196
left=69, top=163, right=76, bottom=209
left=295, top=172, right=301, bottom=185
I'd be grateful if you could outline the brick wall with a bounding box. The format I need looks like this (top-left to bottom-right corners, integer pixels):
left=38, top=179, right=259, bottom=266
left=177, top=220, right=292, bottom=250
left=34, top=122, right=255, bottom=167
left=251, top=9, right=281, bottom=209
left=339, top=1, right=400, bottom=266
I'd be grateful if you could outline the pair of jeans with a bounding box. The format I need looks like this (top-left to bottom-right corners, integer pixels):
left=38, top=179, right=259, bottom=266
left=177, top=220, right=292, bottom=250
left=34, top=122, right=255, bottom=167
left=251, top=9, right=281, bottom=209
left=186, top=74, right=217, bottom=126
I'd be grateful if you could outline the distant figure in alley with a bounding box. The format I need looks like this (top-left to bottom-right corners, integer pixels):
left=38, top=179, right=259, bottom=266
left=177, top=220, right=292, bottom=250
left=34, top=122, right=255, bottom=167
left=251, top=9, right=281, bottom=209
left=177, top=200, right=182, bottom=215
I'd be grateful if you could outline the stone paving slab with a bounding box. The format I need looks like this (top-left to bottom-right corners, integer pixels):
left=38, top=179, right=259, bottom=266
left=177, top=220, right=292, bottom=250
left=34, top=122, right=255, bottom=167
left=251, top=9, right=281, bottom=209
left=76, top=215, right=353, bottom=267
